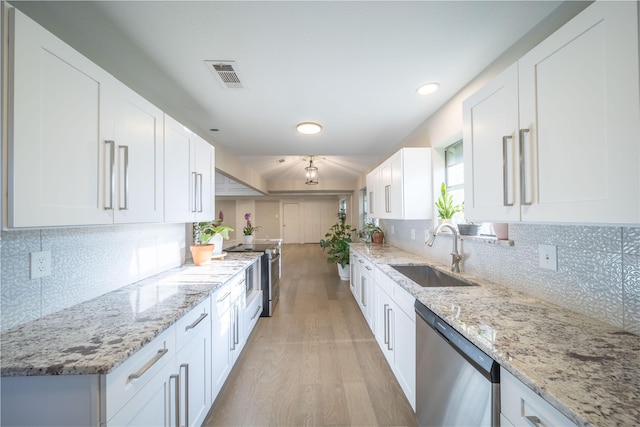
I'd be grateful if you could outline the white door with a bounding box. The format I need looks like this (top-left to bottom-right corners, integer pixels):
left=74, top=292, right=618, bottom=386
left=283, top=203, right=301, bottom=243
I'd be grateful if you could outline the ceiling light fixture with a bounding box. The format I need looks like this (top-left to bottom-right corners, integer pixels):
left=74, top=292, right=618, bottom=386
left=296, top=122, right=323, bottom=135
left=305, top=157, right=319, bottom=185
left=416, top=82, right=440, bottom=95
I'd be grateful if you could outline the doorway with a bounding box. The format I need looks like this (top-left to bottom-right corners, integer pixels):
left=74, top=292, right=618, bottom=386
left=283, top=203, right=301, bottom=243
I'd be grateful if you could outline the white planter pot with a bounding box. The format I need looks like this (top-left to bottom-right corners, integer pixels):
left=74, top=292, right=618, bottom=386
left=337, top=264, right=350, bottom=281
left=211, top=233, right=224, bottom=254
left=243, top=234, right=254, bottom=245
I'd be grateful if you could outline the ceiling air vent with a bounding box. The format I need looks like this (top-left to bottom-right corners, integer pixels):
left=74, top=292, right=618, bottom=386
left=205, top=60, right=245, bottom=89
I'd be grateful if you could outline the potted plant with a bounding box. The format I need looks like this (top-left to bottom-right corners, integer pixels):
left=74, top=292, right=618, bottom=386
left=435, top=182, right=463, bottom=224
left=320, top=210, right=356, bottom=280
left=361, top=221, right=384, bottom=244
left=196, top=210, right=234, bottom=256
left=242, top=212, right=261, bottom=245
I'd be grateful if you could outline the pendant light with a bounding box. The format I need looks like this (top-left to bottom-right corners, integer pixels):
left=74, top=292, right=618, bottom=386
left=305, top=157, right=318, bottom=185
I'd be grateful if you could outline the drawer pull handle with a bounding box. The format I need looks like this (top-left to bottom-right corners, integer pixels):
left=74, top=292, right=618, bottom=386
left=185, top=312, right=208, bottom=331
left=128, top=348, right=168, bottom=381
left=365, top=265, right=372, bottom=271
left=524, top=415, right=542, bottom=427
left=217, top=291, right=231, bottom=302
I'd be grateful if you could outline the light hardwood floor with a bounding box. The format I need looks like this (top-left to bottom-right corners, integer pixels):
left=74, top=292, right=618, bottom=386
left=203, top=244, right=417, bottom=427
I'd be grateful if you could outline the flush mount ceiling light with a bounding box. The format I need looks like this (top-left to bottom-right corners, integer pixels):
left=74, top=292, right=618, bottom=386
left=305, top=157, right=319, bottom=185
left=296, top=122, right=323, bottom=135
left=416, top=82, right=440, bottom=95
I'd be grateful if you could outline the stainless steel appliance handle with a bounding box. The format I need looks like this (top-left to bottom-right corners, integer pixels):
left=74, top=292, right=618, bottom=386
left=191, top=172, right=198, bottom=212
left=502, top=135, right=514, bottom=207
left=170, top=373, right=180, bottom=427
left=119, top=145, right=129, bottom=210
left=180, top=363, right=189, bottom=427
left=185, top=312, right=208, bottom=331
left=127, top=348, right=168, bottom=381
left=105, top=140, right=115, bottom=210
left=519, top=128, right=532, bottom=206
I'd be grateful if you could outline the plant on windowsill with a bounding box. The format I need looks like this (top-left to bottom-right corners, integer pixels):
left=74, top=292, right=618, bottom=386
left=435, top=182, right=463, bottom=221
left=320, top=209, right=356, bottom=280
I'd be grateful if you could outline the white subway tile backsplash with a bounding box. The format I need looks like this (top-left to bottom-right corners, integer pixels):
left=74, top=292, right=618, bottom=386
left=1, top=223, right=186, bottom=332
left=381, top=220, right=639, bottom=333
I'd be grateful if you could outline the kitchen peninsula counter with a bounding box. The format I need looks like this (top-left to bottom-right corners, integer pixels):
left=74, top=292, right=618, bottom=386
left=0, top=252, right=261, bottom=377
left=350, top=243, right=639, bottom=427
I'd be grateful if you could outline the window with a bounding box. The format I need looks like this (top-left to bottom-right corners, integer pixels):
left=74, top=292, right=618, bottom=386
left=445, top=140, right=464, bottom=207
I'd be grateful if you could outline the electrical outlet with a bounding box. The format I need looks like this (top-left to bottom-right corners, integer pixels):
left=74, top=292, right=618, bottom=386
left=391, top=225, right=395, bottom=235
left=30, top=251, right=52, bottom=279
left=411, top=229, right=416, bottom=240
left=538, top=244, right=557, bottom=271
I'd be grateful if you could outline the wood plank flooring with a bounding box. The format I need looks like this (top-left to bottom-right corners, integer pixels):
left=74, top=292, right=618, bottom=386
left=203, top=244, right=417, bottom=427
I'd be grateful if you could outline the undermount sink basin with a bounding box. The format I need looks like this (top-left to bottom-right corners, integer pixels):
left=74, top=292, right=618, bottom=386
left=389, top=265, right=477, bottom=288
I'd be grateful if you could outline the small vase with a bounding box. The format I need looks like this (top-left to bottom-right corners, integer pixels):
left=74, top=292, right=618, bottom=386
left=190, top=244, right=214, bottom=266
left=211, top=233, right=224, bottom=255
left=243, top=234, right=254, bottom=245
left=492, top=223, right=509, bottom=240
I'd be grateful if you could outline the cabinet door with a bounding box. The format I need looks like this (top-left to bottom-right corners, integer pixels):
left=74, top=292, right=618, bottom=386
left=177, top=329, right=211, bottom=427
left=463, top=63, right=520, bottom=222
left=366, top=167, right=381, bottom=217
left=8, top=8, right=113, bottom=227
left=374, top=285, right=394, bottom=366
left=393, top=307, right=416, bottom=411
left=193, top=136, right=215, bottom=222
left=210, top=289, right=232, bottom=400
left=108, top=370, right=175, bottom=427
left=164, top=114, right=194, bottom=222
left=109, top=83, right=164, bottom=224
left=518, top=1, right=639, bottom=224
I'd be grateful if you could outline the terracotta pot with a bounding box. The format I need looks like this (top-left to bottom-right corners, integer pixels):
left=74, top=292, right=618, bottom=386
left=190, top=244, right=214, bottom=266
left=371, top=231, right=384, bottom=244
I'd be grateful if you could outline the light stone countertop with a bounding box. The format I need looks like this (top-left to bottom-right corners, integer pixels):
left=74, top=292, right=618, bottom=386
left=350, top=242, right=639, bottom=427
left=0, top=252, right=260, bottom=377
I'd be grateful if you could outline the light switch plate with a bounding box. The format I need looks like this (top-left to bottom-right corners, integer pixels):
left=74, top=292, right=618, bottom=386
left=538, top=244, right=557, bottom=271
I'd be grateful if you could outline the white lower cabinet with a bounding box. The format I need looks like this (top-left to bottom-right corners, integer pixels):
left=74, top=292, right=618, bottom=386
left=500, top=367, right=575, bottom=427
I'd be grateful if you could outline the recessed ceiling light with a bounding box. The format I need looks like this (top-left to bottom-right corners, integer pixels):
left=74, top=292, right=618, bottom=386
left=296, top=122, right=323, bottom=135
left=416, top=82, right=440, bottom=95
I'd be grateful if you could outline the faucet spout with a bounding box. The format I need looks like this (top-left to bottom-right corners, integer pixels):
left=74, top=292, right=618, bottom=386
left=426, top=222, right=461, bottom=272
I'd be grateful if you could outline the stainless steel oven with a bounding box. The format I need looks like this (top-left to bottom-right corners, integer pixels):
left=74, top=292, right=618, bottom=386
left=226, top=243, right=281, bottom=317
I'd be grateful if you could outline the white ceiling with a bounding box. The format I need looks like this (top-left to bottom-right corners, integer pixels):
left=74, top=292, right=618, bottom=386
left=12, top=0, right=564, bottom=191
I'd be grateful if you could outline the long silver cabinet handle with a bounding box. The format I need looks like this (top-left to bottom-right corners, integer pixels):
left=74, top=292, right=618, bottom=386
left=502, top=135, right=514, bottom=207
left=524, top=415, right=542, bottom=427
left=185, top=312, right=208, bottom=331
left=361, top=277, right=366, bottom=306
left=105, top=140, right=115, bottom=210
left=519, top=128, right=532, bottom=206
left=230, top=308, right=236, bottom=351
left=127, top=348, right=168, bottom=381
left=217, top=291, right=231, bottom=303
left=383, top=304, right=389, bottom=345
left=119, top=145, right=129, bottom=210
left=191, top=172, right=198, bottom=212
left=387, top=308, right=393, bottom=351
left=197, top=173, right=203, bottom=213
left=384, top=185, right=391, bottom=213
left=170, top=373, right=180, bottom=427
left=369, top=191, right=375, bottom=214
left=180, top=363, right=190, bottom=427
left=251, top=305, right=262, bottom=320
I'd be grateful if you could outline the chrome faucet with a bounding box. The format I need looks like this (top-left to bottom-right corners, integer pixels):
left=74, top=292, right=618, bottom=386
left=426, top=223, right=462, bottom=272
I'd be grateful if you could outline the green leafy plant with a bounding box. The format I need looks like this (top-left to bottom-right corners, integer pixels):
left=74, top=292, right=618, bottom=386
left=435, top=182, right=463, bottom=219
left=193, top=210, right=233, bottom=245
left=319, top=213, right=356, bottom=268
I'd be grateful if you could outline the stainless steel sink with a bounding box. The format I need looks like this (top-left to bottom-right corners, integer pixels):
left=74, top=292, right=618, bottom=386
left=389, top=265, right=476, bottom=288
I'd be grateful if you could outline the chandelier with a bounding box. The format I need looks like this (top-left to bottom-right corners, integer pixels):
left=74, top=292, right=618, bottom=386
left=305, top=157, right=318, bottom=185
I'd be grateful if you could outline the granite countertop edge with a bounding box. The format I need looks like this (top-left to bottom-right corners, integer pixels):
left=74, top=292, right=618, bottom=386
left=0, top=252, right=261, bottom=378
left=350, top=242, right=640, bottom=427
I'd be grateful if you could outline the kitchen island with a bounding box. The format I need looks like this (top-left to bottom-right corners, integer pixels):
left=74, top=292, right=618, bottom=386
left=350, top=242, right=639, bottom=427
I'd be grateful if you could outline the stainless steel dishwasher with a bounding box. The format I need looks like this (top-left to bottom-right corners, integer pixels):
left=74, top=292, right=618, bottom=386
left=415, top=300, right=500, bottom=427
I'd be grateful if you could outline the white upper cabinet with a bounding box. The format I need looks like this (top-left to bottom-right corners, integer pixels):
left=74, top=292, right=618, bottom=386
left=7, top=8, right=113, bottom=227
left=464, top=1, right=640, bottom=225
left=7, top=8, right=165, bottom=227
left=164, top=114, right=215, bottom=223
left=367, top=147, right=432, bottom=220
